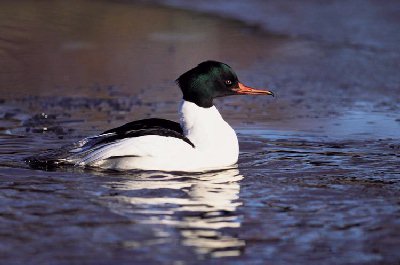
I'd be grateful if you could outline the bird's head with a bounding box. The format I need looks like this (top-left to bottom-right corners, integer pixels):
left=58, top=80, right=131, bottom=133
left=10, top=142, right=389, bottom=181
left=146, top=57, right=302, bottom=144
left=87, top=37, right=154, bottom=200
left=176, top=60, right=274, bottom=108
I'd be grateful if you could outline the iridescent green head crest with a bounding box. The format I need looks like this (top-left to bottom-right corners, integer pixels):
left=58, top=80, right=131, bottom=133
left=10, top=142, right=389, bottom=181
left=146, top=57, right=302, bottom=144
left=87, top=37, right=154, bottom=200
left=176, top=61, right=239, bottom=108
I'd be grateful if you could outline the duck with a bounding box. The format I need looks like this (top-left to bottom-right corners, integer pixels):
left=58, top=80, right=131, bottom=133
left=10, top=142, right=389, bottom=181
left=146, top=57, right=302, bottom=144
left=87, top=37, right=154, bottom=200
left=27, top=61, right=274, bottom=172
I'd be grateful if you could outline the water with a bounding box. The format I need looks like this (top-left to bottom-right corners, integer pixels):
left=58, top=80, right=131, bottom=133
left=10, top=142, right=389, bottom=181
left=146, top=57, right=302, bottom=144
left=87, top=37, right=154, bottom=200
left=0, top=1, right=399, bottom=264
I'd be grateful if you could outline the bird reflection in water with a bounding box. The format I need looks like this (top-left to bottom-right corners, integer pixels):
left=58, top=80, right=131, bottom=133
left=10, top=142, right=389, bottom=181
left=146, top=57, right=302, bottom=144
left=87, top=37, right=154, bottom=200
left=102, top=168, right=244, bottom=258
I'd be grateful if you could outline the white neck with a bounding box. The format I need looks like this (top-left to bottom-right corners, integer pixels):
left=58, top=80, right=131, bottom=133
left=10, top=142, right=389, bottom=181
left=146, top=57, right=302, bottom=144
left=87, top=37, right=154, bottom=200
left=178, top=100, right=239, bottom=166
left=179, top=100, right=222, bottom=137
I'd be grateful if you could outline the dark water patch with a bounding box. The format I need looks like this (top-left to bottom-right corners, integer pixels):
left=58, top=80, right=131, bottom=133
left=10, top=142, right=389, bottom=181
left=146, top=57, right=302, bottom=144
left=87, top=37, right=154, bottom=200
left=1, top=126, right=399, bottom=264
left=147, top=0, right=400, bottom=54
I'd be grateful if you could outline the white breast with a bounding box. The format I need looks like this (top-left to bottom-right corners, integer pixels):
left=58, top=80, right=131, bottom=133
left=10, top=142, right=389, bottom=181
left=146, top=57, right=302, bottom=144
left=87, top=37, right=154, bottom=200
left=179, top=100, right=239, bottom=168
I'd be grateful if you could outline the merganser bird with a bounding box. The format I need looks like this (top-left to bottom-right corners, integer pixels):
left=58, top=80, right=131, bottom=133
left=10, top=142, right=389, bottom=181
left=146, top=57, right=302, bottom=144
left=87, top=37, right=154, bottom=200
left=27, top=61, right=274, bottom=171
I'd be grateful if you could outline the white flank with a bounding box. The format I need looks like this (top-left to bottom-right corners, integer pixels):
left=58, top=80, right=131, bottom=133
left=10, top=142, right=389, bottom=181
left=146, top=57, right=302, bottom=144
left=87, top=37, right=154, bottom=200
left=72, top=100, right=239, bottom=171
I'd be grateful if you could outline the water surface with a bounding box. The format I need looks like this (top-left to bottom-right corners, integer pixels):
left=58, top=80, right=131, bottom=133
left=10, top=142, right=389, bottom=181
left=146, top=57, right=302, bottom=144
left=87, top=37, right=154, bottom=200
left=0, top=1, right=399, bottom=264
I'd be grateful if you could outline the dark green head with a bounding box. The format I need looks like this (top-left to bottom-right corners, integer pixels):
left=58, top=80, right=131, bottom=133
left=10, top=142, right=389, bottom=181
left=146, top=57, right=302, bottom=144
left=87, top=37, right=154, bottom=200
left=176, top=61, right=274, bottom=108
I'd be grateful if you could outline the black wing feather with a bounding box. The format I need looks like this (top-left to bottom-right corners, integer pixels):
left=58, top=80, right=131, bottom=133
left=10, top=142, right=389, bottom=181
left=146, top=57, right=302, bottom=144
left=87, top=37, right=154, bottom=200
left=95, top=118, right=195, bottom=148
left=102, top=118, right=183, bottom=134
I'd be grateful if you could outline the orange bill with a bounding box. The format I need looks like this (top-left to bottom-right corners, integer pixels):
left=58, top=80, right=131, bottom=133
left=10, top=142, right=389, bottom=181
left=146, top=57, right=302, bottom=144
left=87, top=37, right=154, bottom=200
left=234, top=82, right=274, bottom=96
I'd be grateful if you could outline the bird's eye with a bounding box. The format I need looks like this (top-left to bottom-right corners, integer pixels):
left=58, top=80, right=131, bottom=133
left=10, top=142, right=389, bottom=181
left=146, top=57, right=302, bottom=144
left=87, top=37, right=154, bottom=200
left=225, top=80, right=232, bottom=86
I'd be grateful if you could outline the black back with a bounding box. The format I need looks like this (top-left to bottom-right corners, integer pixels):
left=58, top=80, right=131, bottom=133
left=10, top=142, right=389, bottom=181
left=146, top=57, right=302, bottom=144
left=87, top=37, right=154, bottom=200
left=95, top=118, right=195, bottom=148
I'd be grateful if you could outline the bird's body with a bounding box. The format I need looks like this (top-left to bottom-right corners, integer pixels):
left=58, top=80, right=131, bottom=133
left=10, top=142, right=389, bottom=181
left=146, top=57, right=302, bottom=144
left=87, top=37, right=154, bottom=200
left=69, top=100, right=238, bottom=171
left=26, top=61, right=273, bottom=172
